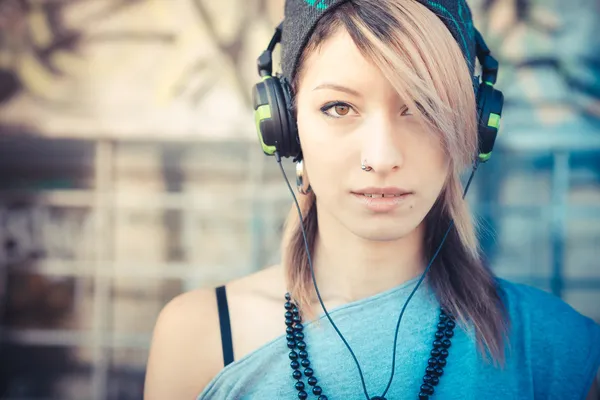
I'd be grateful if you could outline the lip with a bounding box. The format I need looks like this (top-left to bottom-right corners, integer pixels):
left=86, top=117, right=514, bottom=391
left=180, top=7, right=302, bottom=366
left=350, top=187, right=414, bottom=213
left=352, top=186, right=411, bottom=196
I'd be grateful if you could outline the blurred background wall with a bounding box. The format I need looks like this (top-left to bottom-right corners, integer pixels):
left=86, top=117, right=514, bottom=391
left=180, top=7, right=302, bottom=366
left=0, top=0, right=598, bottom=399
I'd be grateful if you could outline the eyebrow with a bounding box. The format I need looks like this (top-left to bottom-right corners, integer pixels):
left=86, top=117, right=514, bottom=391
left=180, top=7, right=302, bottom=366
left=312, top=83, right=362, bottom=97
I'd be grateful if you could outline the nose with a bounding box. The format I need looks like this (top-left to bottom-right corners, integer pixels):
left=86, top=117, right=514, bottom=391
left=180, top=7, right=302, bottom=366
left=360, top=113, right=403, bottom=175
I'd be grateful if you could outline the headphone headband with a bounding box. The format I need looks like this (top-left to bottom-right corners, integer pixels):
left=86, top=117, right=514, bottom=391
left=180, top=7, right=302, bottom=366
left=257, top=23, right=283, bottom=77
left=259, top=22, right=499, bottom=86
left=474, top=29, right=499, bottom=85
left=252, top=20, right=504, bottom=163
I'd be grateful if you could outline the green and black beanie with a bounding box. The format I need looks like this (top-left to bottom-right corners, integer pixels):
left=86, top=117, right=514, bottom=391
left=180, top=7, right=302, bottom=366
left=280, top=0, right=477, bottom=83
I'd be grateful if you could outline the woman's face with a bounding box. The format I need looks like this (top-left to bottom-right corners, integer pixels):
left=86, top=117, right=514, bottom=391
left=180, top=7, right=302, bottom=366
left=294, top=27, right=450, bottom=241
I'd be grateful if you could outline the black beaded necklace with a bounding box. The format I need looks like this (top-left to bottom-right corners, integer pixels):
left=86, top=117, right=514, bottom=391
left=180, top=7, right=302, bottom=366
left=273, top=155, right=478, bottom=400
left=283, top=295, right=455, bottom=400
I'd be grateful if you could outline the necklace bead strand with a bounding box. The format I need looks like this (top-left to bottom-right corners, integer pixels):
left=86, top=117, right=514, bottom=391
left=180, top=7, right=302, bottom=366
left=284, top=293, right=453, bottom=400
left=417, top=307, right=455, bottom=399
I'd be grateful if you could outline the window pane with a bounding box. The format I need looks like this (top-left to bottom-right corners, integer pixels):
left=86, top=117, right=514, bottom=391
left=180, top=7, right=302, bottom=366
left=4, top=271, right=94, bottom=332
left=110, top=278, right=181, bottom=334
left=0, top=344, right=92, bottom=400
left=107, top=361, right=146, bottom=400
left=0, top=136, right=95, bottom=191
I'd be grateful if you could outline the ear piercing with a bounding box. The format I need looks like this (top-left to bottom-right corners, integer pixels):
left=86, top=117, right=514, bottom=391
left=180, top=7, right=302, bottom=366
left=296, top=160, right=312, bottom=194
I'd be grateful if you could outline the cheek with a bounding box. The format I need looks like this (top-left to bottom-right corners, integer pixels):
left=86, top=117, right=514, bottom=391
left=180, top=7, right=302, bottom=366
left=426, top=146, right=450, bottom=181
left=425, top=156, right=450, bottom=201
left=406, top=132, right=450, bottom=195
left=414, top=130, right=449, bottom=170
left=296, top=105, right=331, bottom=149
left=296, top=109, right=348, bottom=183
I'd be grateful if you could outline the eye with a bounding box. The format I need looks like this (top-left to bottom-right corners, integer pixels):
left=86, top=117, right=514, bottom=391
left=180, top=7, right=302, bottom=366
left=320, top=102, right=355, bottom=118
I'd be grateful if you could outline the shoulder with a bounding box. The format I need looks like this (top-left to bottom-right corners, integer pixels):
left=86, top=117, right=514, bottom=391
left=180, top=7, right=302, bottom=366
left=143, top=285, right=223, bottom=399
left=496, top=279, right=600, bottom=398
left=143, top=264, right=287, bottom=400
left=496, top=278, right=600, bottom=344
left=497, top=278, right=599, bottom=332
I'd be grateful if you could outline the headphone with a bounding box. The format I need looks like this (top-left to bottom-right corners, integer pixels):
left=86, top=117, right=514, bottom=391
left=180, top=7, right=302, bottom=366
left=252, top=22, right=504, bottom=163
left=252, top=23, right=301, bottom=160
left=251, top=20, right=505, bottom=400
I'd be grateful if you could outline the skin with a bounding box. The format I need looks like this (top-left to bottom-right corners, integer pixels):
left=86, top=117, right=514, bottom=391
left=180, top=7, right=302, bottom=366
left=294, top=27, right=449, bottom=303
left=143, top=26, right=600, bottom=399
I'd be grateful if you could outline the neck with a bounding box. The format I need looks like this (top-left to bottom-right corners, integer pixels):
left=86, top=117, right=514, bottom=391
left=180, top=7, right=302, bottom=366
left=310, top=208, right=427, bottom=308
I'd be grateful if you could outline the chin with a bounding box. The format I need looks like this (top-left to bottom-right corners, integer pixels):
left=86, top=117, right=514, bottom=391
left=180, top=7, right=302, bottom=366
left=348, top=218, right=423, bottom=242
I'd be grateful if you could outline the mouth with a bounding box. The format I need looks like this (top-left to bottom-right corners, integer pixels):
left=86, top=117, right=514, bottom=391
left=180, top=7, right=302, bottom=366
left=351, top=186, right=413, bottom=197
left=350, top=187, right=413, bottom=212
left=357, top=193, right=407, bottom=198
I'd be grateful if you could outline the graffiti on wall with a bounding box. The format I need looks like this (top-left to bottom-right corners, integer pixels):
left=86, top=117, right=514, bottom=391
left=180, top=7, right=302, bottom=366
left=0, top=0, right=172, bottom=106
left=470, top=0, right=600, bottom=121
left=0, top=204, right=94, bottom=265
left=0, top=0, right=285, bottom=137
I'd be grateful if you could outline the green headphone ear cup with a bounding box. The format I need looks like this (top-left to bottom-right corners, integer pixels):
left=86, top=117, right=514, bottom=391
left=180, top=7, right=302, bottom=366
left=252, top=76, right=282, bottom=156
left=251, top=75, right=299, bottom=158
left=253, top=102, right=277, bottom=155
left=476, top=82, right=504, bottom=162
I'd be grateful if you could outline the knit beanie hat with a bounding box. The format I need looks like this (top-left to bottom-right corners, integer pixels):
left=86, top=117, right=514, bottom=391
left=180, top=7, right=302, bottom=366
left=280, top=0, right=477, bottom=83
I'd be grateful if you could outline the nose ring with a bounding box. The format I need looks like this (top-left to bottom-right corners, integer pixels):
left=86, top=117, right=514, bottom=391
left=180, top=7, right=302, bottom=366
left=361, top=159, right=372, bottom=172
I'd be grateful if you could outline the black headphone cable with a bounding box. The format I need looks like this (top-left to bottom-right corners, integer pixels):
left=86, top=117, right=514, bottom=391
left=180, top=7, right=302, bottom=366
left=274, top=151, right=479, bottom=399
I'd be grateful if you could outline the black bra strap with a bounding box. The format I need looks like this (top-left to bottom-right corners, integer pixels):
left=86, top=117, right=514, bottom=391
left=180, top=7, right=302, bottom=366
left=215, top=285, right=234, bottom=366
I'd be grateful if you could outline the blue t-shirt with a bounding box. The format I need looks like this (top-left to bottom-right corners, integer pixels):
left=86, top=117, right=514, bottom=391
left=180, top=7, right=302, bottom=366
left=197, top=278, right=600, bottom=399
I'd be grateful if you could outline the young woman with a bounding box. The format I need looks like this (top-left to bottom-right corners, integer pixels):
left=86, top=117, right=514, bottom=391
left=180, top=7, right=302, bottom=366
left=144, top=1, right=600, bottom=399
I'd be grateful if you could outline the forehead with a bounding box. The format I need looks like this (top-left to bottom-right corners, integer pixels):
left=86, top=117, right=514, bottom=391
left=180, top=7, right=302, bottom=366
left=296, top=27, right=388, bottom=94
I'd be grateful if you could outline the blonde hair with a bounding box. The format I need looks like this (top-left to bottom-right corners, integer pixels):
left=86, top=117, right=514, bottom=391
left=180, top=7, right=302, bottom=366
left=282, top=0, right=509, bottom=366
